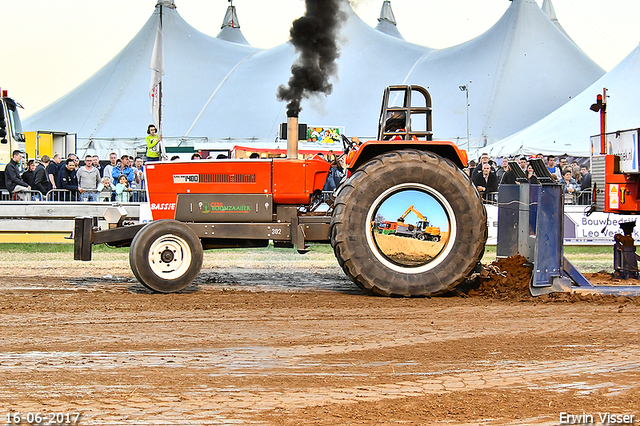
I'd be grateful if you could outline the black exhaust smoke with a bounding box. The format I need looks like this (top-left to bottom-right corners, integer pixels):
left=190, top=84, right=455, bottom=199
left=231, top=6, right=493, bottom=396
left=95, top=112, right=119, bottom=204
left=277, top=0, right=346, bottom=117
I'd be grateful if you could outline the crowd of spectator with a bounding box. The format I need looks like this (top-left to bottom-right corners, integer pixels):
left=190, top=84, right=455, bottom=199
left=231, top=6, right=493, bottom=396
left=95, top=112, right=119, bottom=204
left=466, top=153, right=592, bottom=204
left=3, top=147, right=260, bottom=201
left=4, top=149, right=594, bottom=205
left=3, top=150, right=147, bottom=202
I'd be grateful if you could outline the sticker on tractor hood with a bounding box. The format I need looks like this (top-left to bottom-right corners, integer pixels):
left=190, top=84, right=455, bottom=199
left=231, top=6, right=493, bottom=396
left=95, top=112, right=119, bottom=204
left=173, top=174, right=200, bottom=183
left=199, top=201, right=251, bottom=213
left=151, top=203, right=176, bottom=211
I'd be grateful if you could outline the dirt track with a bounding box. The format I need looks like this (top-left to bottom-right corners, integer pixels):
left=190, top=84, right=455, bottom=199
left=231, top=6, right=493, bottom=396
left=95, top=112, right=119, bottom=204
left=1, top=250, right=640, bottom=425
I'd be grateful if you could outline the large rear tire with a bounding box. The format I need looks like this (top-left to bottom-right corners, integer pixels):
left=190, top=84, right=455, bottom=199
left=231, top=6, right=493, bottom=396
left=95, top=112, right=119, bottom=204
left=330, top=149, right=487, bottom=297
left=129, top=220, right=203, bottom=293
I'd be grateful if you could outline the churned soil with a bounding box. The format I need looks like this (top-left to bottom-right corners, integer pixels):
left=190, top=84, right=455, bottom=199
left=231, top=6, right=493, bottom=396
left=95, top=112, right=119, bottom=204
left=466, top=254, right=640, bottom=305
left=0, top=250, right=639, bottom=425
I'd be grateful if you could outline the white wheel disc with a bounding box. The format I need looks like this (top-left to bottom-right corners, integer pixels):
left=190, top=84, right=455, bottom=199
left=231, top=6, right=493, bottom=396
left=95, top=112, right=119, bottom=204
left=147, top=234, right=193, bottom=280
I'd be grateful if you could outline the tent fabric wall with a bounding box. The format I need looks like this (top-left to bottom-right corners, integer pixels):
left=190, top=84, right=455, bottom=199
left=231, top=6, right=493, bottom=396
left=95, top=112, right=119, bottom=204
left=23, top=4, right=259, bottom=143
left=187, top=0, right=604, bottom=146
left=486, top=43, right=640, bottom=158
left=23, top=0, right=608, bottom=157
left=541, top=0, right=572, bottom=41
left=185, top=1, right=432, bottom=142
left=403, top=0, right=604, bottom=149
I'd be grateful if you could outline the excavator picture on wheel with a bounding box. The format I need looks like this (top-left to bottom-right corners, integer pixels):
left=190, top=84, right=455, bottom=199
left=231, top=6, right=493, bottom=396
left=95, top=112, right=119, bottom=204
left=376, top=205, right=442, bottom=242
left=74, top=85, right=488, bottom=297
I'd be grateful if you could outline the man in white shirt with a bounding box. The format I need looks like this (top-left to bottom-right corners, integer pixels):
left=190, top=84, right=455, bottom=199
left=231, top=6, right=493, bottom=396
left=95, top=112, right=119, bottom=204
left=102, top=152, right=118, bottom=182
left=77, top=155, right=101, bottom=201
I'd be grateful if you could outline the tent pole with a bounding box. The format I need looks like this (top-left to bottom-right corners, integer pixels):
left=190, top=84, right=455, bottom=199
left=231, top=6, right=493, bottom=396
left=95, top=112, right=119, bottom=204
left=159, top=5, right=163, bottom=139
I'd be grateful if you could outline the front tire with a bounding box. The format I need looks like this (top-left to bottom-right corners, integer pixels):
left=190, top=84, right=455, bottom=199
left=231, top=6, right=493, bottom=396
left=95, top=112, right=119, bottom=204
left=130, top=220, right=203, bottom=293
left=331, top=149, right=487, bottom=297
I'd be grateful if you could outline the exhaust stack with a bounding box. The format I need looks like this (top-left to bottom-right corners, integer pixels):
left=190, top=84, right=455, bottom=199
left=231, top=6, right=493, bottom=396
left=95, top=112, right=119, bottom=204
left=287, top=114, right=299, bottom=159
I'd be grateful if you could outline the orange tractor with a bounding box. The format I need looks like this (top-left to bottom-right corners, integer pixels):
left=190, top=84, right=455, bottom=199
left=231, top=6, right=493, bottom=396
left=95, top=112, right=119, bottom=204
left=75, top=85, right=487, bottom=297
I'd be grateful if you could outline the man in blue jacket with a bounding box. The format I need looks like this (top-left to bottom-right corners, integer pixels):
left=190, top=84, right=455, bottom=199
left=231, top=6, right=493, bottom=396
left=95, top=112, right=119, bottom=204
left=111, top=155, right=135, bottom=186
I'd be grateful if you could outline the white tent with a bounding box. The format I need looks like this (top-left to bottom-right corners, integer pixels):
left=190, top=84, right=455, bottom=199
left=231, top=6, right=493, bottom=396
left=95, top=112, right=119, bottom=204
left=403, top=0, right=604, bottom=150
left=375, top=0, right=404, bottom=40
left=23, top=1, right=259, bottom=153
left=23, top=0, right=606, bottom=157
left=486, top=42, right=640, bottom=158
left=184, top=1, right=432, bottom=145
left=192, top=0, right=604, bottom=147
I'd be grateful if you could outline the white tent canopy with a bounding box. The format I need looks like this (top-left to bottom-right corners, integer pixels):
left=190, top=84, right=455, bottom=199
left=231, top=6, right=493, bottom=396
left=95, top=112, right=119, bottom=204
left=23, top=2, right=259, bottom=152
left=486, top=42, right=640, bottom=158
left=185, top=1, right=432, bottom=143
left=23, top=0, right=607, bottom=157
left=187, top=0, right=605, bottom=146
left=403, top=0, right=604, bottom=150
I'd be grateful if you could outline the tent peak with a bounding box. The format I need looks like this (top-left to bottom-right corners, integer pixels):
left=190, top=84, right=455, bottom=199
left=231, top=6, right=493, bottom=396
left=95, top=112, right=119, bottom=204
left=374, top=0, right=404, bottom=40
left=216, top=1, right=250, bottom=45
left=221, top=3, right=240, bottom=29
left=541, top=0, right=559, bottom=22
left=542, top=0, right=575, bottom=43
left=378, top=0, right=397, bottom=25
left=156, top=0, right=176, bottom=9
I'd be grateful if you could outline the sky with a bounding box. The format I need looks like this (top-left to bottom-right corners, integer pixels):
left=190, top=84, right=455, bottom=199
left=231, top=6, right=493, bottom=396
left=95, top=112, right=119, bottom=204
left=2, top=0, right=639, bottom=119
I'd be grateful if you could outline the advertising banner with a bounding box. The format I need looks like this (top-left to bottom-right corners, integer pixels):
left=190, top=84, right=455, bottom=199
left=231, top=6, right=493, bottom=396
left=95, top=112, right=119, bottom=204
left=485, top=205, right=640, bottom=246
left=306, top=126, right=343, bottom=144
left=591, top=128, right=640, bottom=173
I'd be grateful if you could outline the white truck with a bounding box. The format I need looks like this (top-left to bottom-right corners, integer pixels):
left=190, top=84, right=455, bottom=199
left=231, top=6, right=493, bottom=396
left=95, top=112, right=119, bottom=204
left=0, top=88, right=26, bottom=190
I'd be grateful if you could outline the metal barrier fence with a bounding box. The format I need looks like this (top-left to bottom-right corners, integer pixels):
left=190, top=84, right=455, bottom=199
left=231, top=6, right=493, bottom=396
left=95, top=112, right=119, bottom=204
left=483, top=192, right=499, bottom=204
left=47, top=189, right=76, bottom=201
left=574, top=190, right=592, bottom=205
left=0, top=189, right=44, bottom=201
left=558, top=189, right=592, bottom=205
left=1, top=189, right=147, bottom=202
left=482, top=188, right=592, bottom=206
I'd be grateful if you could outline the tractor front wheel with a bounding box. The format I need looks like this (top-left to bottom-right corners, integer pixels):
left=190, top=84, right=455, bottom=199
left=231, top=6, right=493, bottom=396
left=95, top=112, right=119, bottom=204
left=331, top=149, right=487, bottom=297
left=129, top=220, right=203, bottom=293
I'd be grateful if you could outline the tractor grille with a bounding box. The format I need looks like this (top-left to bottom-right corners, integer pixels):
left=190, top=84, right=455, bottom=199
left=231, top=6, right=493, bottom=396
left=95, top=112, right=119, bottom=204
left=591, top=155, right=605, bottom=212
left=200, top=173, right=256, bottom=184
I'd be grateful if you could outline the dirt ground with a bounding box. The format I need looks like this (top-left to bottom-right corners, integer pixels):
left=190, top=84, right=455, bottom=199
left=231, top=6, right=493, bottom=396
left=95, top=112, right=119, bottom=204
left=1, top=250, right=640, bottom=425
left=374, top=233, right=446, bottom=265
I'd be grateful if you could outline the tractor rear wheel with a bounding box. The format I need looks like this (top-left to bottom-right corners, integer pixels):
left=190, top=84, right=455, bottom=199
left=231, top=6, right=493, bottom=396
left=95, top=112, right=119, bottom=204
left=330, top=149, right=487, bottom=297
left=129, top=220, right=203, bottom=293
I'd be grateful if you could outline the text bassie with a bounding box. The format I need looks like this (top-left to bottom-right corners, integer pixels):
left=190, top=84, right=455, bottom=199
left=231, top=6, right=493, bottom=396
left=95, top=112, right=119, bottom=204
left=151, top=203, right=176, bottom=211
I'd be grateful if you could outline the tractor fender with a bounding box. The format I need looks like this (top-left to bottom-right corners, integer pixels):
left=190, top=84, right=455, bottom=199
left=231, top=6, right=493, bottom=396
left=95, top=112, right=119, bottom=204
left=347, top=140, right=468, bottom=172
